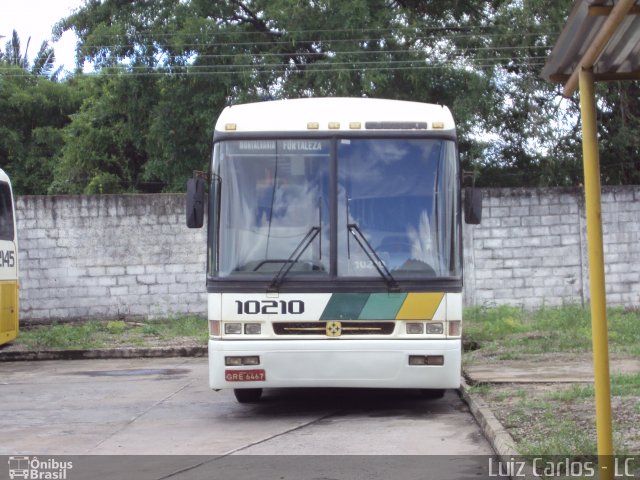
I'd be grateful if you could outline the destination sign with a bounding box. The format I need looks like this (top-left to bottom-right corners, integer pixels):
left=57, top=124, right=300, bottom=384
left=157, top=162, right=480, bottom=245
left=227, top=140, right=329, bottom=155
left=281, top=140, right=324, bottom=151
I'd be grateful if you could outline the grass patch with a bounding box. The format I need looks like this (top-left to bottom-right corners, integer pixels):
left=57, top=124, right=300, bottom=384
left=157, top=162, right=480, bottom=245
left=464, top=305, right=640, bottom=356
left=546, top=384, right=595, bottom=402
left=465, top=305, right=640, bottom=457
left=153, top=316, right=209, bottom=342
left=18, top=322, right=106, bottom=350
left=466, top=383, right=492, bottom=396
left=106, top=320, right=127, bottom=335
left=15, top=316, right=208, bottom=351
left=517, top=419, right=598, bottom=457
left=485, top=384, right=636, bottom=458
left=611, top=373, right=640, bottom=396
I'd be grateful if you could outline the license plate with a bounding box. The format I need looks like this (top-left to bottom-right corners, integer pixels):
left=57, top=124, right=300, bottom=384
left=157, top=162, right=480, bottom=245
left=225, top=369, right=266, bottom=382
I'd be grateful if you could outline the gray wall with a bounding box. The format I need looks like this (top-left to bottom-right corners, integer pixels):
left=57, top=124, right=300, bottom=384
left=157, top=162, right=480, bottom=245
left=15, top=187, right=640, bottom=322
left=17, top=195, right=207, bottom=321
left=463, top=186, right=640, bottom=308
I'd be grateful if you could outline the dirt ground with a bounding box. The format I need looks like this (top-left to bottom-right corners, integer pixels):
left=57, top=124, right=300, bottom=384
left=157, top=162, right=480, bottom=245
left=464, top=352, right=640, bottom=456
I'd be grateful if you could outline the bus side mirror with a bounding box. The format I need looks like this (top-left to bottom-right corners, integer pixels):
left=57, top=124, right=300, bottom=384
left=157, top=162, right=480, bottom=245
left=186, top=177, right=206, bottom=228
left=464, top=187, right=482, bottom=225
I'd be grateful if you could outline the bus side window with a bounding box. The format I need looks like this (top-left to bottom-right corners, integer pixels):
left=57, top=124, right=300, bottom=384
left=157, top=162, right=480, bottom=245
left=0, top=183, right=15, bottom=241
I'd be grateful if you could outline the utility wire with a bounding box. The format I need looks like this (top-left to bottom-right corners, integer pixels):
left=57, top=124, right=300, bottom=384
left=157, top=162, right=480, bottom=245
left=1, top=60, right=549, bottom=78
left=2, top=64, right=549, bottom=78
left=70, top=31, right=560, bottom=50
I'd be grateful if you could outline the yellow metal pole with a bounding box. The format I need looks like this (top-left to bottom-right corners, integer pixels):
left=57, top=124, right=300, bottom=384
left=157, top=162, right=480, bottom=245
left=579, top=67, right=614, bottom=479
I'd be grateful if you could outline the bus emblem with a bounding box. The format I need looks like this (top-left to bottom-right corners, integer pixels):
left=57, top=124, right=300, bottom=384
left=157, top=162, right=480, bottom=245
left=326, top=321, right=342, bottom=337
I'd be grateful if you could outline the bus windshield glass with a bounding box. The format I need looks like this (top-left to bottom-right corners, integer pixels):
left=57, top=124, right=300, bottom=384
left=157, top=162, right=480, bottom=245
left=209, top=137, right=460, bottom=281
left=0, top=182, right=15, bottom=241
left=212, top=140, right=331, bottom=277
left=338, top=138, right=459, bottom=279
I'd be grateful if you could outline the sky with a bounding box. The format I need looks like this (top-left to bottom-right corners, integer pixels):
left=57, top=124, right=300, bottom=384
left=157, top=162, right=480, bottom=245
left=0, top=0, right=85, bottom=73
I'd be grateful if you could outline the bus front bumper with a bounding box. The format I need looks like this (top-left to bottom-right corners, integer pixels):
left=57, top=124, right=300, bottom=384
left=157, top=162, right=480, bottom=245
left=209, top=338, right=461, bottom=390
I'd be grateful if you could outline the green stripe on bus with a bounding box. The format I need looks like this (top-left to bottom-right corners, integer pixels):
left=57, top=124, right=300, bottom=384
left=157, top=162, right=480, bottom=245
left=320, top=293, right=370, bottom=320
left=358, top=293, right=407, bottom=320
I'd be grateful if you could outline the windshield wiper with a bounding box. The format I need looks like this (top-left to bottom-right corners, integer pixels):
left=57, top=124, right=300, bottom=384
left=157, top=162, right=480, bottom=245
left=268, top=226, right=321, bottom=292
left=347, top=223, right=399, bottom=291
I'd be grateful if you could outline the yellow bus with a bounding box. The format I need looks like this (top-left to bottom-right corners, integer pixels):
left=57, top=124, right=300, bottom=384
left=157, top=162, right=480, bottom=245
left=187, top=98, right=482, bottom=402
left=0, top=168, right=19, bottom=345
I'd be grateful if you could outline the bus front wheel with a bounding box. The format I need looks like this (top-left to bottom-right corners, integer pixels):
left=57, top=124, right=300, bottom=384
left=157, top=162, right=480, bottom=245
left=234, top=388, right=263, bottom=403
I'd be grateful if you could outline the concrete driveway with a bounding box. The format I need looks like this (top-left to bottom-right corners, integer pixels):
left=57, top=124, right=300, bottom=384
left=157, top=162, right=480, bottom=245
left=0, top=357, right=499, bottom=479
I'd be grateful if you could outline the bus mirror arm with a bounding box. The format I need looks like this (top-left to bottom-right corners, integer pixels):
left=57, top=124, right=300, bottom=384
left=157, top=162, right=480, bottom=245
left=464, top=187, right=483, bottom=225
left=186, top=177, right=206, bottom=228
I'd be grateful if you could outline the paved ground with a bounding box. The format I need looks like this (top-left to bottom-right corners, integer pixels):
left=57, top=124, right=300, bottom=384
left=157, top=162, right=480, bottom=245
left=8, top=350, right=634, bottom=478
left=0, top=357, right=495, bottom=456
left=464, top=353, right=640, bottom=383
left=0, top=357, right=503, bottom=479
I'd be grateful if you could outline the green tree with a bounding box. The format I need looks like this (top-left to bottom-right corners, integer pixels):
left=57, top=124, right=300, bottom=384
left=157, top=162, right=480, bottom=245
left=596, top=81, right=640, bottom=185
left=2, top=30, right=58, bottom=76
left=144, top=74, right=225, bottom=191
left=466, top=0, right=583, bottom=187
left=52, top=0, right=640, bottom=191
left=56, top=0, right=503, bottom=191
left=0, top=30, right=78, bottom=194
left=0, top=72, right=81, bottom=195
left=50, top=69, right=160, bottom=194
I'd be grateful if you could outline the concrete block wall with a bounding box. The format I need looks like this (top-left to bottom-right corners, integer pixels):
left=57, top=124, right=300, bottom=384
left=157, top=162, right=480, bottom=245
left=14, top=187, right=640, bottom=322
left=463, top=186, right=640, bottom=308
left=16, top=195, right=207, bottom=321
left=600, top=187, right=640, bottom=305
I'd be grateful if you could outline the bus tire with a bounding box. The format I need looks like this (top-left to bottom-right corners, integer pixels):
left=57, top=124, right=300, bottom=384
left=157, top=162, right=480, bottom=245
left=234, top=388, right=263, bottom=403
left=420, top=389, right=445, bottom=399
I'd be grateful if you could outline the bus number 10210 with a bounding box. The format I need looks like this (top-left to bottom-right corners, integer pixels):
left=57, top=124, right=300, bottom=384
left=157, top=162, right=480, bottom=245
left=235, top=300, right=305, bottom=315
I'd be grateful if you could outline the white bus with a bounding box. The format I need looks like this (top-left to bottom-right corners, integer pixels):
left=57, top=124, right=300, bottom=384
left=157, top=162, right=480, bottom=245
left=187, top=98, right=481, bottom=403
left=0, top=168, right=19, bottom=346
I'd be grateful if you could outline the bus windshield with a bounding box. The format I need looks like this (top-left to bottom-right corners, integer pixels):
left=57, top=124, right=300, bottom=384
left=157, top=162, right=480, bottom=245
left=209, top=137, right=460, bottom=282
left=0, top=182, right=15, bottom=241
left=212, top=140, right=331, bottom=277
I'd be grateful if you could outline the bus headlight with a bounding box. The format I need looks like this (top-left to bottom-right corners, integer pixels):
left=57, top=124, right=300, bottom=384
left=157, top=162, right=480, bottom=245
left=224, top=323, right=242, bottom=334
left=244, top=323, right=262, bottom=335
left=406, top=322, right=424, bottom=334
left=425, top=322, right=444, bottom=334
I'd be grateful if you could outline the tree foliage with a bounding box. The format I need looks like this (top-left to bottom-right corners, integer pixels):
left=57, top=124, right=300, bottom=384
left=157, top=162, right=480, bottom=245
left=1, top=32, right=81, bottom=194
left=49, top=68, right=161, bottom=194
left=1, top=0, right=639, bottom=194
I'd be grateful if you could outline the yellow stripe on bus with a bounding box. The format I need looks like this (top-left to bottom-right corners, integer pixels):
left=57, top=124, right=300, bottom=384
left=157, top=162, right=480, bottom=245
left=395, top=292, right=445, bottom=320
left=0, top=280, right=19, bottom=344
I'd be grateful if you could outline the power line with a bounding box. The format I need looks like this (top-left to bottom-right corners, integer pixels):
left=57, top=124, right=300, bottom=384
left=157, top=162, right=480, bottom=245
left=2, top=24, right=559, bottom=79
left=1, top=59, right=548, bottom=78
left=148, top=44, right=554, bottom=62
left=63, top=22, right=565, bottom=39
left=71, top=30, right=560, bottom=50
left=87, top=55, right=550, bottom=70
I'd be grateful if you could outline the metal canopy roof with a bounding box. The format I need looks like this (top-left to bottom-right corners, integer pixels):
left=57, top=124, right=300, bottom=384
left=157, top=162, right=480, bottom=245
left=541, top=0, right=640, bottom=96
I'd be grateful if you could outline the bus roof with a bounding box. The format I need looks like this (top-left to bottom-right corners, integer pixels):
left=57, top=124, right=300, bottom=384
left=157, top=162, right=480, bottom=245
left=215, top=97, right=455, bottom=133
